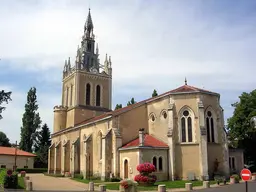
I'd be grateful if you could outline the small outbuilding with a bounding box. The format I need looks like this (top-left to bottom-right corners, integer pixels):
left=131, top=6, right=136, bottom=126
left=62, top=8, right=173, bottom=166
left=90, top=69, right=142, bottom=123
left=0, top=146, right=36, bottom=169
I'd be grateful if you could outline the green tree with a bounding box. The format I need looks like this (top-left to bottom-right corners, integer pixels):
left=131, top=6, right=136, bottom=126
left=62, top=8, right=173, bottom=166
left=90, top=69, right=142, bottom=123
left=115, top=104, right=122, bottom=110
left=227, top=89, right=256, bottom=164
left=20, top=87, right=42, bottom=152
left=152, top=89, right=158, bottom=97
left=0, top=90, right=12, bottom=119
left=34, top=123, right=51, bottom=168
left=127, top=98, right=136, bottom=106
left=0, top=131, right=11, bottom=147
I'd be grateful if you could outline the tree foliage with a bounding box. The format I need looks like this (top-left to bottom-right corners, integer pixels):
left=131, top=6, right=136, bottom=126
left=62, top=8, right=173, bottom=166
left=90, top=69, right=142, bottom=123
left=152, top=89, right=158, bottom=97
left=0, top=131, right=11, bottom=147
left=34, top=123, right=51, bottom=168
left=127, top=98, right=136, bottom=106
left=0, top=90, right=12, bottom=120
left=227, top=89, right=256, bottom=164
left=20, top=87, right=42, bottom=153
left=115, top=104, right=123, bottom=110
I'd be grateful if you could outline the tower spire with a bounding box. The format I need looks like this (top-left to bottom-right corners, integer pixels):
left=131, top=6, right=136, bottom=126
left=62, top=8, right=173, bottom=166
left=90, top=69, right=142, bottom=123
left=84, top=8, right=94, bottom=38
left=185, top=77, right=187, bottom=85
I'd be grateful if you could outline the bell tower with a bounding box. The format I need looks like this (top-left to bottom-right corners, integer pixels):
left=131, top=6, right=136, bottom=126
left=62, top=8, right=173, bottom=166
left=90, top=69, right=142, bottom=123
left=53, top=9, right=112, bottom=133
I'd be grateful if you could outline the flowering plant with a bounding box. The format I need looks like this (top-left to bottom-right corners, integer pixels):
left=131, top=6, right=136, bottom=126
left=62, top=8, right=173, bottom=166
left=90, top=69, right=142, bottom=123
left=20, top=171, right=26, bottom=177
left=136, top=162, right=156, bottom=173
left=134, top=162, right=157, bottom=185
left=6, top=169, right=13, bottom=176
left=120, top=179, right=136, bottom=190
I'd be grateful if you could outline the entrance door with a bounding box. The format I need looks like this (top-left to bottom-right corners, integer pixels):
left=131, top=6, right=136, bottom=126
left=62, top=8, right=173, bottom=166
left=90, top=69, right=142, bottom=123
left=124, top=160, right=128, bottom=178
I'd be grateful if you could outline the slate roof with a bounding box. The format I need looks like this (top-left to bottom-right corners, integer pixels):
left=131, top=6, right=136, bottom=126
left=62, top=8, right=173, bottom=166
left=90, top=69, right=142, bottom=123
left=0, top=146, right=36, bottom=157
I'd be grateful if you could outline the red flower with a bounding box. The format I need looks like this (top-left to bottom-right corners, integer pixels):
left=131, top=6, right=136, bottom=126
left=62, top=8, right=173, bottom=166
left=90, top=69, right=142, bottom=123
left=7, top=169, right=12, bottom=176
left=136, top=162, right=156, bottom=173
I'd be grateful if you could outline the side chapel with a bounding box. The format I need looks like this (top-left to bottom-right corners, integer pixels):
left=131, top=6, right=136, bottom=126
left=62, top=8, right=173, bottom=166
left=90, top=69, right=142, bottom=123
left=48, top=9, right=234, bottom=181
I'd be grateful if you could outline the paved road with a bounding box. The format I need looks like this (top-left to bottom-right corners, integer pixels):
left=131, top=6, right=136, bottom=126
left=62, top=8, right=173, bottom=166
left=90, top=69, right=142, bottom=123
left=27, top=174, right=89, bottom=191
left=195, top=181, right=256, bottom=192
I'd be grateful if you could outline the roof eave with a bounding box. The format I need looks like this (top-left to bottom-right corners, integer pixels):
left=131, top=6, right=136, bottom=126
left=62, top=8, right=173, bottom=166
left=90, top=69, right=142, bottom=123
left=51, top=115, right=112, bottom=137
left=119, top=146, right=169, bottom=151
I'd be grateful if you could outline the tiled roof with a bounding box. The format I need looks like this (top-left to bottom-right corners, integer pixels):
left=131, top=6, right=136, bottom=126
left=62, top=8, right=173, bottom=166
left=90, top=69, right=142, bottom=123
left=74, top=84, right=218, bottom=128
left=122, top=134, right=168, bottom=148
left=0, top=146, right=36, bottom=157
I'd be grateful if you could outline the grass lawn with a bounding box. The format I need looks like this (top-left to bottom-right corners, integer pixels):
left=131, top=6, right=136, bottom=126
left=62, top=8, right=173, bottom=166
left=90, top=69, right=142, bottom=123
left=71, top=178, right=104, bottom=184
left=17, top=177, right=25, bottom=189
left=72, top=178, right=217, bottom=191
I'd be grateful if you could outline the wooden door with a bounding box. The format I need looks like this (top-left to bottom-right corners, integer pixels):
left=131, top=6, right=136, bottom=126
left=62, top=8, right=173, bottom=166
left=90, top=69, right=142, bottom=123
left=124, top=160, right=128, bottom=178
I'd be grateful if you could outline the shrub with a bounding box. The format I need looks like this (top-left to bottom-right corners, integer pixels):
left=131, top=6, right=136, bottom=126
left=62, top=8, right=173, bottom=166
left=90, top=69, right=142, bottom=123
left=0, top=169, right=6, bottom=186
left=3, top=170, right=18, bottom=189
left=16, top=168, right=47, bottom=173
left=20, top=171, right=26, bottom=177
left=231, top=174, right=240, bottom=183
left=134, top=162, right=157, bottom=185
left=120, top=179, right=137, bottom=190
left=74, top=174, right=83, bottom=179
left=137, top=162, right=156, bottom=173
left=110, top=177, right=122, bottom=182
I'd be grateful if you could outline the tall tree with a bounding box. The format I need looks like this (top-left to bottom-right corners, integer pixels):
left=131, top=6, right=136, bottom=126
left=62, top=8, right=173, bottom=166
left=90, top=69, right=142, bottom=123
left=115, top=104, right=122, bottom=110
left=0, top=131, right=11, bottom=147
left=34, top=123, right=51, bottom=167
left=227, top=89, right=256, bottom=164
left=127, top=98, right=136, bottom=106
left=152, top=89, right=158, bottom=97
left=0, top=90, right=12, bottom=120
left=20, top=87, right=42, bottom=153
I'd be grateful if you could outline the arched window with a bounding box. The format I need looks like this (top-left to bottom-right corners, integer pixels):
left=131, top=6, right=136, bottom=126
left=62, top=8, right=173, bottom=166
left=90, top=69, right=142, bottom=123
left=180, top=109, right=193, bottom=143
left=206, top=111, right=215, bottom=142
left=96, top=85, right=101, bottom=106
left=86, top=83, right=91, bottom=105
left=158, top=157, right=163, bottom=171
left=153, top=157, right=157, bottom=171
left=98, top=132, right=102, bottom=160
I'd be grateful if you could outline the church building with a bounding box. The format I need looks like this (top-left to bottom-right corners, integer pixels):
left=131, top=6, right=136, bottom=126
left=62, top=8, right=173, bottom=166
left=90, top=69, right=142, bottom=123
left=48, top=9, right=236, bottom=181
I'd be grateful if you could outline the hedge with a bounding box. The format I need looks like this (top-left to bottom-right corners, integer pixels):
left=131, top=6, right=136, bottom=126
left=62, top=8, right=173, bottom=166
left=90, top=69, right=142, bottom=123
left=16, top=168, right=48, bottom=173
left=0, top=169, right=18, bottom=189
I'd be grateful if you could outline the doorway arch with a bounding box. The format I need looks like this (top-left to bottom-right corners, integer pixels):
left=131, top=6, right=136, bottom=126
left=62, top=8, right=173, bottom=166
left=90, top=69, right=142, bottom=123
left=124, top=159, right=128, bottom=178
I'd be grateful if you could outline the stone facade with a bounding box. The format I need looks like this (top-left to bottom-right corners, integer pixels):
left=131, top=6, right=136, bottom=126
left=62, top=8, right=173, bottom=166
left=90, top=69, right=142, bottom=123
left=48, top=9, right=242, bottom=181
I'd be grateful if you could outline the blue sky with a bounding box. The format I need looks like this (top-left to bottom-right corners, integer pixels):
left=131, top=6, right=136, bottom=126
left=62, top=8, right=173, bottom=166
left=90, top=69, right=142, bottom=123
left=0, top=0, right=255, bottom=143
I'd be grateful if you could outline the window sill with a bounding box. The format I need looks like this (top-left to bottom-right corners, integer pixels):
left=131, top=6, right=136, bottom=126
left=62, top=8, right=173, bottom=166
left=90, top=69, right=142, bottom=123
left=179, top=142, right=199, bottom=145
left=207, top=142, right=219, bottom=145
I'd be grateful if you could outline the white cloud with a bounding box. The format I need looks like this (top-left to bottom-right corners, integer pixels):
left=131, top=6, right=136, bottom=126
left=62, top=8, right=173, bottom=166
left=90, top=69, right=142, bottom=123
left=0, top=0, right=256, bottom=141
left=0, top=85, right=59, bottom=143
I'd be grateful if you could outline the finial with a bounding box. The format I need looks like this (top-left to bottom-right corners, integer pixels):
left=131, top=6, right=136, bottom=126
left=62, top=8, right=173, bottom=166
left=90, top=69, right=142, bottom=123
left=105, top=53, right=108, bottom=62
left=185, top=77, right=187, bottom=85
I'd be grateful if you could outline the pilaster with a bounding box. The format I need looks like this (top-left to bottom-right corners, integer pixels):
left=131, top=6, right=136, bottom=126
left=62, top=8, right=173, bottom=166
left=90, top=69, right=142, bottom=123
left=54, top=147, right=57, bottom=174
left=61, top=145, right=65, bottom=175
left=48, top=149, right=51, bottom=174
left=70, top=144, right=75, bottom=177
left=83, top=142, right=88, bottom=179
left=198, top=100, right=209, bottom=180
left=112, top=128, right=122, bottom=177
left=101, top=137, right=106, bottom=181
left=167, top=101, right=175, bottom=181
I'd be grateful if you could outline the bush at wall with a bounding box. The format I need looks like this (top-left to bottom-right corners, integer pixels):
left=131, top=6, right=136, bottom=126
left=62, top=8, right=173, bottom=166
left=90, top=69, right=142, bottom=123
left=134, top=162, right=157, bottom=186
left=3, top=170, right=18, bottom=189
left=16, top=168, right=47, bottom=173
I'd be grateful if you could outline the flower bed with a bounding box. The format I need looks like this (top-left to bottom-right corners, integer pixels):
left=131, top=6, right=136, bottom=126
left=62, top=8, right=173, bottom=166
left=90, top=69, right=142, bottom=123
left=134, top=162, right=157, bottom=186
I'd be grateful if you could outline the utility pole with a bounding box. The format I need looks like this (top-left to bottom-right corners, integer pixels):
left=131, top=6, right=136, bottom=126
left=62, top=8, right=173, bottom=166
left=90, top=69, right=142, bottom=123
left=13, top=141, right=19, bottom=172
